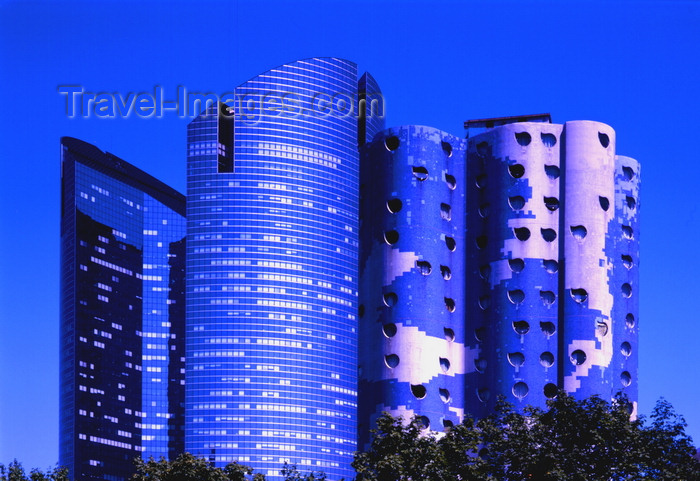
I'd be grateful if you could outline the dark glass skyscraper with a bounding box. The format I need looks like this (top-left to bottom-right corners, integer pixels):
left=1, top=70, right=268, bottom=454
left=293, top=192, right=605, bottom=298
left=185, top=58, right=370, bottom=479
left=60, top=138, right=186, bottom=480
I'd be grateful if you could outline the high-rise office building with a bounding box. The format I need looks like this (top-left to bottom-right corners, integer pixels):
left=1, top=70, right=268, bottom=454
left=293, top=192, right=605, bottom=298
left=185, top=58, right=379, bottom=480
left=357, top=125, right=471, bottom=446
left=60, top=138, right=186, bottom=480
left=357, top=72, right=386, bottom=147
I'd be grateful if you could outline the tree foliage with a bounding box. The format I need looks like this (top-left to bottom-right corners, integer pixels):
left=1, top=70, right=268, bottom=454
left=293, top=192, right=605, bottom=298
left=354, top=392, right=700, bottom=481
left=131, top=452, right=265, bottom=481
left=480, top=394, right=646, bottom=480
left=639, top=398, right=700, bottom=480
left=0, top=461, right=68, bottom=481
left=281, top=462, right=329, bottom=481
left=4, top=395, right=698, bottom=481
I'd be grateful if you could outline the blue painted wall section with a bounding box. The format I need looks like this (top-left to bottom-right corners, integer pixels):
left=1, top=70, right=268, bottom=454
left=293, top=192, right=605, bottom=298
left=358, top=125, right=470, bottom=447
left=611, top=155, right=640, bottom=415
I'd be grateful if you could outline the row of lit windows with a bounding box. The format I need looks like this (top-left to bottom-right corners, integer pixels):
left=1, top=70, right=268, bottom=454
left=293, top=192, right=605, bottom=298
left=188, top=172, right=357, bottom=208
left=191, top=197, right=354, bottom=220
left=88, top=435, right=132, bottom=450
left=250, top=140, right=344, bottom=164
left=90, top=256, right=134, bottom=276
left=257, top=299, right=310, bottom=310
left=194, top=250, right=355, bottom=268
left=188, top=322, right=355, bottom=340
left=256, top=149, right=338, bottom=170
left=191, top=283, right=357, bottom=304
left=192, top=350, right=245, bottom=357
left=190, top=215, right=355, bottom=235
left=192, top=272, right=349, bottom=285
left=136, top=423, right=167, bottom=430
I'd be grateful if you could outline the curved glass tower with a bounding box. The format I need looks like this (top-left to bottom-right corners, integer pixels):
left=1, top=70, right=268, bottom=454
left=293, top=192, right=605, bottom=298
left=465, top=120, right=639, bottom=414
left=358, top=125, right=470, bottom=446
left=185, top=58, right=361, bottom=479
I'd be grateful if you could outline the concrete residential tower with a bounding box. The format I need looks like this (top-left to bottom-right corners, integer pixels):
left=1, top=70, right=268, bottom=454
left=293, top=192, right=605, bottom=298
left=357, top=125, right=473, bottom=446
left=357, top=115, right=639, bottom=442
left=463, top=117, right=640, bottom=416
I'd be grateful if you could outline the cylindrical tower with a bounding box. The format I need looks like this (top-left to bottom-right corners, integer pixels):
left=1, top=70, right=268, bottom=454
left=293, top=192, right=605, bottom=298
left=358, top=125, right=468, bottom=447
left=185, top=58, right=360, bottom=480
left=561, top=121, right=616, bottom=399
left=465, top=118, right=640, bottom=413
left=466, top=122, right=563, bottom=414
left=611, top=155, right=640, bottom=413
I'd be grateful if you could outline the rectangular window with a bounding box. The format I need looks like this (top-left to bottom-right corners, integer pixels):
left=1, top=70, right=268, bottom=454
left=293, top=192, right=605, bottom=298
left=217, top=104, right=234, bottom=173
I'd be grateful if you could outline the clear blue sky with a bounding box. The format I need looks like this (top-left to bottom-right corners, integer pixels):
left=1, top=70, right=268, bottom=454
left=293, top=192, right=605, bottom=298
left=1, top=0, right=699, bottom=469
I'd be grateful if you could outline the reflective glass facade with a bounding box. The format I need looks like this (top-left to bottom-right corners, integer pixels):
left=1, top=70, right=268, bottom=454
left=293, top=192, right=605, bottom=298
left=357, top=72, right=385, bottom=146
left=185, top=58, right=361, bottom=480
left=60, top=138, right=186, bottom=480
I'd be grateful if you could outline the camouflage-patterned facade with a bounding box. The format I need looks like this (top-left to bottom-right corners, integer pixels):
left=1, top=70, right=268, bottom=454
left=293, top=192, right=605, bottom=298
left=359, top=119, right=639, bottom=442
left=465, top=120, right=639, bottom=417
left=358, top=126, right=472, bottom=446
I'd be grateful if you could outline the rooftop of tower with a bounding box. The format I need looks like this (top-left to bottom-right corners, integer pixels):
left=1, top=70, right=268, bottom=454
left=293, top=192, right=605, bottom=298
left=61, top=137, right=186, bottom=216
left=464, top=113, right=552, bottom=136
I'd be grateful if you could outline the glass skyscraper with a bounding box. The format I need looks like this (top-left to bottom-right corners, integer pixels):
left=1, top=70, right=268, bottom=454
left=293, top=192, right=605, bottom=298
left=60, top=138, right=186, bottom=480
left=185, top=58, right=370, bottom=479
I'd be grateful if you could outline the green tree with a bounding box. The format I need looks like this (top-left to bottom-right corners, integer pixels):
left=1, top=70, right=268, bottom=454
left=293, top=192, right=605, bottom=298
left=481, top=393, right=646, bottom=480
left=437, top=416, right=489, bottom=480
left=130, top=452, right=265, bottom=481
left=281, top=462, right=328, bottom=481
left=638, top=398, right=700, bottom=480
left=353, top=413, right=470, bottom=480
left=354, top=394, right=700, bottom=481
left=0, top=461, right=68, bottom=481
